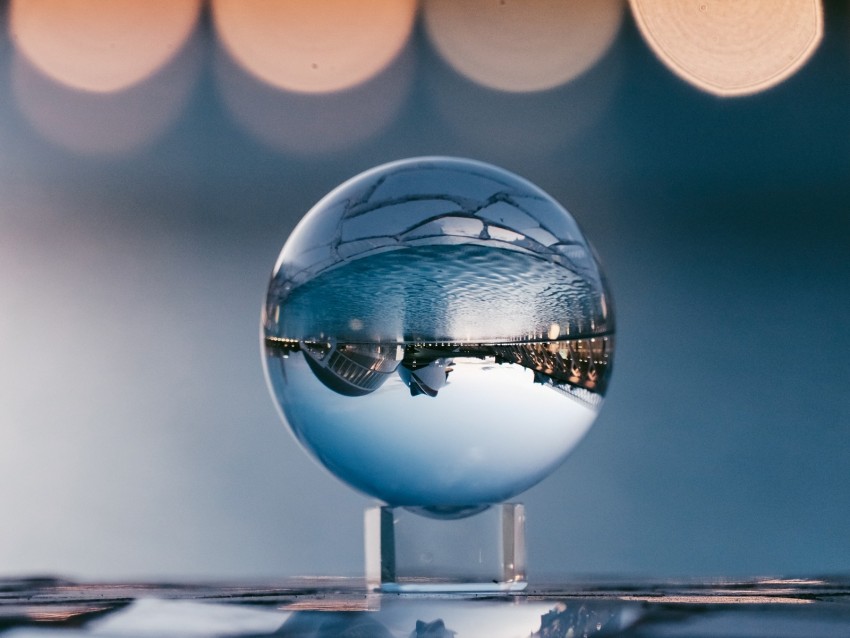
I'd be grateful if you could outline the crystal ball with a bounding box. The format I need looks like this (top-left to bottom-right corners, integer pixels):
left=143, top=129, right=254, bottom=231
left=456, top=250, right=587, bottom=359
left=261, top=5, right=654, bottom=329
left=262, top=157, right=614, bottom=512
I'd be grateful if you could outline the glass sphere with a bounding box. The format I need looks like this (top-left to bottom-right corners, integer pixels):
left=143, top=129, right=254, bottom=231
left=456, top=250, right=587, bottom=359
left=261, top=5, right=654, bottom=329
left=262, top=157, right=614, bottom=513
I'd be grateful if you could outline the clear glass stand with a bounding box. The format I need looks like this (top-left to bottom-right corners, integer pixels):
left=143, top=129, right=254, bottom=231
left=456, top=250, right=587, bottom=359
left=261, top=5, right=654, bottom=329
left=365, top=503, right=527, bottom=592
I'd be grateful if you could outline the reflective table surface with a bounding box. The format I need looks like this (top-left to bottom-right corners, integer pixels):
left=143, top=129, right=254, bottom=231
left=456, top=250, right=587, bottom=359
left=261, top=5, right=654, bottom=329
left=2, top=577, right=850, bottom=637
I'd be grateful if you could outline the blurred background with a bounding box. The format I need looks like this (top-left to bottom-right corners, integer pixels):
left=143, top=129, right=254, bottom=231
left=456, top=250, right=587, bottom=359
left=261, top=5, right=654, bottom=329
left=0, top=0, right=848, bottom=582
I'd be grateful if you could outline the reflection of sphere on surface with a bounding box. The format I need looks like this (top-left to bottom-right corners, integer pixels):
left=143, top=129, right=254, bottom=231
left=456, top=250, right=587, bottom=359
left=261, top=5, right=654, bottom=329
left=629, top=0, right=822, bottom=97
left=212, top=0, right=416, bottom=94
left=423, top=0, right=623, bottom=93
left=262, top=158, right=614, bottom=513
left=9, top=0, right=200, bottom=93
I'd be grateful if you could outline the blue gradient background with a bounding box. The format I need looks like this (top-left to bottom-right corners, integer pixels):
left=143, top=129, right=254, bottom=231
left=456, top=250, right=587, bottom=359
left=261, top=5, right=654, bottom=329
left=0, top=1, right=848, bottom=580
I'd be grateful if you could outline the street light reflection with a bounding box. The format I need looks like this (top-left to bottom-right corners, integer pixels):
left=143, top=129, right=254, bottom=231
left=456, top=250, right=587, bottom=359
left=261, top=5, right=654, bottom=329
left=211, top=0, right=417, bottom=95
left=8, top=0, right=201, bottom=93
left=423, top=0, right=623, bottom=93
left=629, top=0, right=823, bottom=97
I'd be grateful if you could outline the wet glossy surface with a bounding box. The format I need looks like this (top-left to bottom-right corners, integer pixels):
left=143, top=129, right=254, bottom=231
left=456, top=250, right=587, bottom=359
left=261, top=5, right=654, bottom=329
left=2, top=577, right=850, bottom=637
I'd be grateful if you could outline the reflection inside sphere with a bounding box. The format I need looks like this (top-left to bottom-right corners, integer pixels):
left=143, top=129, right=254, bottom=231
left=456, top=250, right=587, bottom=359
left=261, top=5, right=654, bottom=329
left=267, top=338, right=610, bottom=403
left=262, top=158, right=614, bottom=512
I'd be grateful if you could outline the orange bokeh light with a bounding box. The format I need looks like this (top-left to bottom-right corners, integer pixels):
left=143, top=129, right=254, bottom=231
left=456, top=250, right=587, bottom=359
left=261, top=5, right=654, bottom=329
left=423, top=0, right=623, bottom=93
left=630, top=0, right=823, bottom=96
left=13, top=34, right=201, bottom=155
left=9, top=0, right=201, bottom=93
left=215, top=43, right=413, bottom=155
left=212, top=0, right=417, bottom=94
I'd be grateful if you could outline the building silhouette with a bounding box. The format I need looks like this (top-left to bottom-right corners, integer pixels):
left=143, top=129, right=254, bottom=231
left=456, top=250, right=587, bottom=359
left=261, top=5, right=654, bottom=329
left=266, top=335, right=612, bottom=404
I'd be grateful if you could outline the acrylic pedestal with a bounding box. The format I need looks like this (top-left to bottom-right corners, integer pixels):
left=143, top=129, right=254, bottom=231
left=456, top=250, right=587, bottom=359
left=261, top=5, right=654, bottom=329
left=365, top=503, right=527, bottom=592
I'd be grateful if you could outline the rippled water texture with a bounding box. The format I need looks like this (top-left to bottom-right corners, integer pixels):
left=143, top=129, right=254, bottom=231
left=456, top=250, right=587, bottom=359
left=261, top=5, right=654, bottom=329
left=272, top=244, right=605, bottom=344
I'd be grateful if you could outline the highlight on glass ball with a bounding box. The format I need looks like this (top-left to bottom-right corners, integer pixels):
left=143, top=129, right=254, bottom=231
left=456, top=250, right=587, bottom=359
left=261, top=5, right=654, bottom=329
left=261, top=157, right=614, bottom=515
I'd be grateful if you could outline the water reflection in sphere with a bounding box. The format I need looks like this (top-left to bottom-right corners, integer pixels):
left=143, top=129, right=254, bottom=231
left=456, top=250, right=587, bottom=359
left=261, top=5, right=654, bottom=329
left=262, top=158, right=614, bottom=513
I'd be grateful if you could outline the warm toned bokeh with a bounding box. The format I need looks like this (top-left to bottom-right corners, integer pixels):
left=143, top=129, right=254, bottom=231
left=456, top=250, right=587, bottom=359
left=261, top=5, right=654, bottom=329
left=424, top=0, right=623, bottom=92
left=630, top=0, right=822, bottom=96
left=212, top=0, right=417, bottom=94
left=214, top=40, right=413, bottom=154
left=12, top=33, right=200, bottom=154
left=9, top=0, right=200, bottom=93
